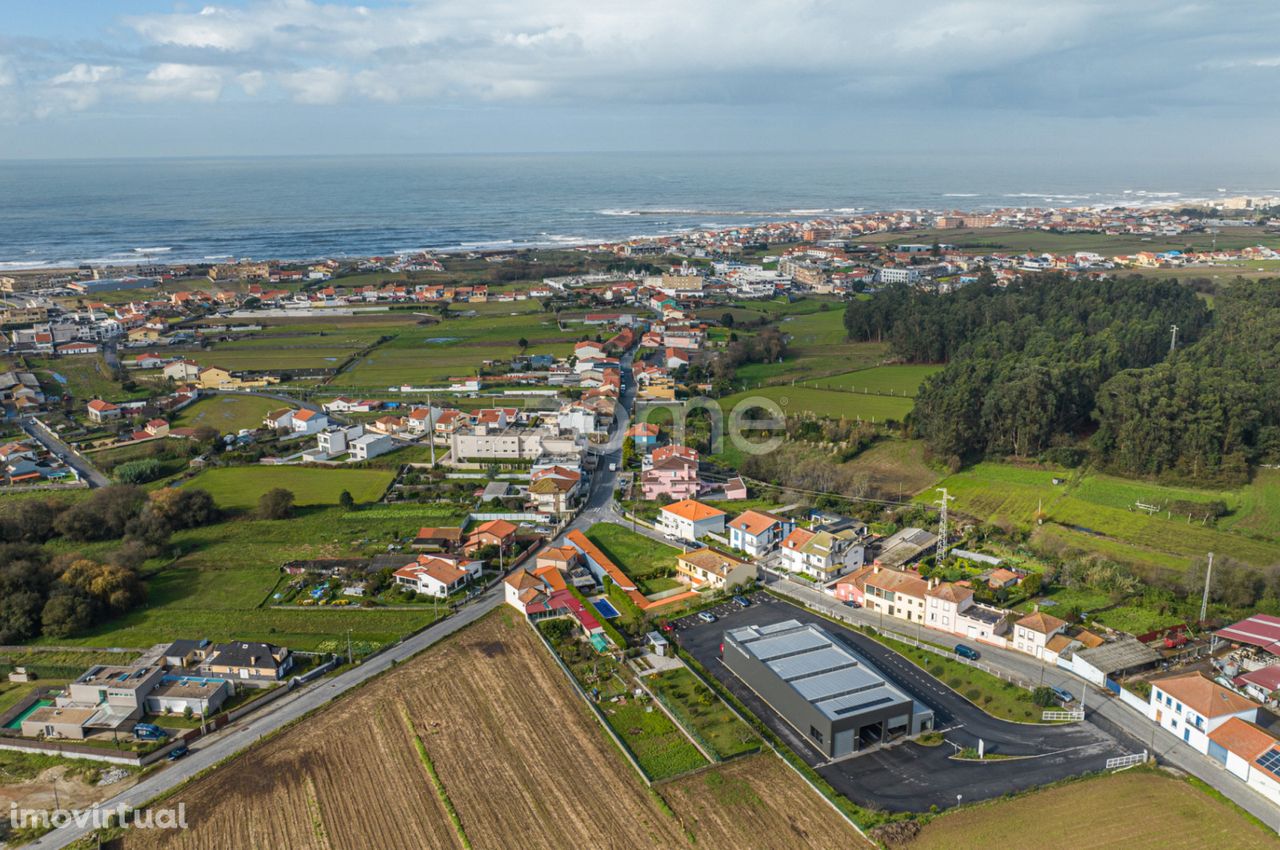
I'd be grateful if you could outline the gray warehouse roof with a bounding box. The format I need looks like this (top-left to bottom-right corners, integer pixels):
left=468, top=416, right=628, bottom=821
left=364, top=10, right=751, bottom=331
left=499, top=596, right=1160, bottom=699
left=726, top=619, right=912, bottom=722
left=1072, top=637, right=1162, bottom=675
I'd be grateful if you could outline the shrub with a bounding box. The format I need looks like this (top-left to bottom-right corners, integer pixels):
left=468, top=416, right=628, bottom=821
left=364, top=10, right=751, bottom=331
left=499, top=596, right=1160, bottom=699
left=115, top=458, right=164, bottom=484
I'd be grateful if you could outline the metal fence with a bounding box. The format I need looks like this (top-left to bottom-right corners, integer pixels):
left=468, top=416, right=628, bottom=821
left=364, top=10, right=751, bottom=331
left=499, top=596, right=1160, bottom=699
left=1106, top=750, right=1148, bottom=770
left=1042, top=709, right=1085, bottom=722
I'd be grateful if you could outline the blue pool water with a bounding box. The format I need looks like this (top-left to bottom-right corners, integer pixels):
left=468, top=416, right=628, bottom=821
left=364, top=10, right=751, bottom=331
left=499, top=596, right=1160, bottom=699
left=592, top=599, right=621, bottom=619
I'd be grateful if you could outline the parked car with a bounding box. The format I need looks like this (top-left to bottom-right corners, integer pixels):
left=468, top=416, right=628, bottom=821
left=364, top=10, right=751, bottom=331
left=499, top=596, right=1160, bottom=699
left=697, top=611, right=717, bottom=624
left=954, top=644, right=980, bottom=660
left=844, top=600, right=861, bottom=608
left=1051, top=686, right=1075, bottom=704
left=167, top=744, right=189, bottom=761
left=733, top=595, right=751, bottom=607
left=660, top=622, right=674, bottom=633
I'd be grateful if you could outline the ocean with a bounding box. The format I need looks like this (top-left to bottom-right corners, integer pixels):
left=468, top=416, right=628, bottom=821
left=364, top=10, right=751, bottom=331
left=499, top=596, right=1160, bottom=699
left=1, top=152, right=1277, bottom=269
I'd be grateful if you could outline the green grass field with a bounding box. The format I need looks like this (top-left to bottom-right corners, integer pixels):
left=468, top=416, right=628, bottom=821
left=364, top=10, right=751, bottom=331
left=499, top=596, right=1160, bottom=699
left=30, top=505, right=458, bottom=652
left=172, top=395, right=283, bottom=433
left=926, top=462, right=1280, bottom=570
left=181, top=465, right=395, bottom=510
left=648, top=668, right=759, bottom=760
left=733, top=310, right=887, bottom=388
left=816, top=364, right=943, bottom=397
left=339, top=312, right=574, bottom=388
left=718, top=385, right=916, bottom=422
left=857, top=225, right=1280, bottom=257
left=905, top=770, right=1278, bottom=850
left=585, top=522, right=683, bottom=594
left=22, top=355, right=147, bottom=402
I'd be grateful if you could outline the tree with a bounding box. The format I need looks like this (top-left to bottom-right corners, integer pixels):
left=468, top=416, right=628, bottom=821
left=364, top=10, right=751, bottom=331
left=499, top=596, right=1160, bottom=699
left=41, top=591, right=96, bottom=638
left=720, top=312, right=735, bottom=328
left=1032, top=686, right=1057, bottom=707
left=517, top=337, right=529, bottom=351
left=339, top=490, right=356, bottom=511
left=258, top=488, right=296, bottom=520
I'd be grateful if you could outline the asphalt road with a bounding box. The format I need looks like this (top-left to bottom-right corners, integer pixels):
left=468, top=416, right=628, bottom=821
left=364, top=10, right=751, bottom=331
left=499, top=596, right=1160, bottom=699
left=674, top=594, right=1133, bottom=812
left=28, top=588, right=502, bottom=850
left=20, top=415, right=110, bottom=488
left=761, top=575, right=1280, bottom=830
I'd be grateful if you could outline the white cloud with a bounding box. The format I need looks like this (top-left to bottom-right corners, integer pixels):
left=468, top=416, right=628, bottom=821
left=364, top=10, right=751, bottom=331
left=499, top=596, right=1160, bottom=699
left=136, top=64, right=224, bottom=102
left=5, top=0, right=1280, bottom=120
left=279, top=66, right=350, bottom=104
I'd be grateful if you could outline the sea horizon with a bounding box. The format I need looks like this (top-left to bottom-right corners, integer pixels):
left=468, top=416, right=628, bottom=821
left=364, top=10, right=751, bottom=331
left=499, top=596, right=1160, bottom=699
left=3, top=151, right=1278, bottom=271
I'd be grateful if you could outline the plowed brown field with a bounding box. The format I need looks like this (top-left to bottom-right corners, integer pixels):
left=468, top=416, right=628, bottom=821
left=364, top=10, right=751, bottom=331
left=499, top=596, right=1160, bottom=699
left=124, top=609, right=868, bottom=849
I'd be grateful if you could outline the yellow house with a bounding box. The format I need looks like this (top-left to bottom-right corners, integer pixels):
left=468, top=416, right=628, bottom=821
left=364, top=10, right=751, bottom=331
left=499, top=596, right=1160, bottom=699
left=197, top=366, right=277, bottom=390
left=127, top=327, right=162, bottom=342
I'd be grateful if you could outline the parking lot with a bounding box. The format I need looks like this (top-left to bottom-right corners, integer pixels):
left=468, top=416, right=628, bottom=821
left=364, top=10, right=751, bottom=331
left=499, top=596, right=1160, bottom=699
left=673, top=595, right=1142, bottom=812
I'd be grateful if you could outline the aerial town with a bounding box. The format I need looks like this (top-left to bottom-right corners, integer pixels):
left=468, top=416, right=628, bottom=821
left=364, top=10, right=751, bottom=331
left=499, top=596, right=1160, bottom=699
left=2, top=201, right=1280, bottom=849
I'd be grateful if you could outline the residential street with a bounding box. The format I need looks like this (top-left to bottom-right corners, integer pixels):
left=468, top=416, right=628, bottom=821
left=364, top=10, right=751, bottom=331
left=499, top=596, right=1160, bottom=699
left=19, top=415, right=110, bottom=488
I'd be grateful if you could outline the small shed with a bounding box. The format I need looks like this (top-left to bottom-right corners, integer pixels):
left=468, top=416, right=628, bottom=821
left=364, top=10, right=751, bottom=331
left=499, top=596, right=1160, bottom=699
left=646, top=631, right=670, bottom=657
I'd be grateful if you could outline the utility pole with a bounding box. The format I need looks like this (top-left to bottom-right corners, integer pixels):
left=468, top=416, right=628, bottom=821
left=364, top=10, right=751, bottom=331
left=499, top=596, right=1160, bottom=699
left=426, top=391, right=436, bottom=466
left=346, top=629, right=353, bottom=666
left=935, top=487, right=954, bottom=562
left=1199, top=552, right=1214, bottom=623
left=1170, top=323, right=1179, bottom=352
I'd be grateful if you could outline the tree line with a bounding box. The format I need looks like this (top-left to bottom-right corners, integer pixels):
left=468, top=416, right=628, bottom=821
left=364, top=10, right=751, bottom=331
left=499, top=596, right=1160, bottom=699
left=0, top=486, right=220, bottom=643
left=843, top=272, right=1214, bottom=470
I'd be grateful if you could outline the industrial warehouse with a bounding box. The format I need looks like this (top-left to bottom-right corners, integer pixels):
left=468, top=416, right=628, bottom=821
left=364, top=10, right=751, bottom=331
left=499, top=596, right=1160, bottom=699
left=722, top=619, right=933, bottom=758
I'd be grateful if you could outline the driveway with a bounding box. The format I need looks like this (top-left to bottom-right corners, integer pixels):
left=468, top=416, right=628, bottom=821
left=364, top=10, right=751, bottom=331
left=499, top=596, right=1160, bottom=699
left=674, top=595, right=1139, bottom=812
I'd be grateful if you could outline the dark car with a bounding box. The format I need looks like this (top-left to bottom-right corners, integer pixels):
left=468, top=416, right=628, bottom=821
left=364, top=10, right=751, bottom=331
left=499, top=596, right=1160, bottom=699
left=167, top=744, right=189, bottom=761
left=844, top=600, right=861, bottom=608
left=954, top=644, right=980, bottom=660
left=733, top=595, right=751, bottom=607
left=1051, top=686, right=1075, bottom=704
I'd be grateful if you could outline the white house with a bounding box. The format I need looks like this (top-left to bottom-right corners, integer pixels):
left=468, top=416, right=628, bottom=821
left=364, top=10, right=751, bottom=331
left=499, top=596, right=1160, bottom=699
left=658, top=499, right=726, bottom=543
left=350, top=432, right=395, bottom=461
left=727, top=510, right=793, bottom=558
left=314, top=424, right=366, bottom=458
left=777, top=527, right=864, bottom=580
left=290, top=408, right=328, bottom=435
left=393, top=555, right=480, bottom=598
left=163, top=359, right=202, bottom=382
left=1149, top=672, right=1260, bottom=755
left=1012, top=610, right=1068, bottom=660
left=1207, top=717, right=1280, bottom=806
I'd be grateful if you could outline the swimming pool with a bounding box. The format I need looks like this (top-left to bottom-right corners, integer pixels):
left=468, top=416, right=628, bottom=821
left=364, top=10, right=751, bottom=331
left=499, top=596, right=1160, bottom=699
left=160, top=675, right=227, bottom=687
left=4, top=699, right=53, bottom=730
left=592, top=599, right=621, bottom=619
left=589, top=634, right=611, bottom=653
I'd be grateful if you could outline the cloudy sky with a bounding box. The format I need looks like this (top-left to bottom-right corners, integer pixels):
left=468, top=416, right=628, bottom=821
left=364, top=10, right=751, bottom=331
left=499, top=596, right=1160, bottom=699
left=3, top=0, right=1280, bottom=159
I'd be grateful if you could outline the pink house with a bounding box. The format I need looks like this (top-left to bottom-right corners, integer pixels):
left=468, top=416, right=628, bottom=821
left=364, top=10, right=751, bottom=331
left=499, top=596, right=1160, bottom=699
left=641, top=445, right=700, bottom=500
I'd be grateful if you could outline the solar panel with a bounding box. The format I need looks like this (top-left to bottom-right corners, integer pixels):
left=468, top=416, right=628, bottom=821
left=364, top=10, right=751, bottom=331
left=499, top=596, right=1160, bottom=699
left=1256, top=747, right=1280, bottom=774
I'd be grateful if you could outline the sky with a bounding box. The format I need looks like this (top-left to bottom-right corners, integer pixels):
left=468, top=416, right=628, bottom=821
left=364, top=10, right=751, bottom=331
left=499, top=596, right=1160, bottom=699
left=2, top=0, right=1280, bottom=160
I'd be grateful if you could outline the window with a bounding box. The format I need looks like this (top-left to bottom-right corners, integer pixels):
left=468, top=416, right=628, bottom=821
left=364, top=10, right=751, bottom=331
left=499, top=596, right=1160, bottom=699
left=809, top=726, right=824, bottom=744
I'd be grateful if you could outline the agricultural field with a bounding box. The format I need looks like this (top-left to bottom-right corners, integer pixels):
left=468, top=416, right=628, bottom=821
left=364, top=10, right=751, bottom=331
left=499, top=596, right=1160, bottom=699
left=33, top=505, right=457, bottom=652
left=123, top=611, right=866, bottom=850
left=903, top=770, right=1277, bottom=850
left=171, top=395, right=282, bottom=434
left=719, top=385, right=916, bottom=423
left=586, top=522, right=683, bottom=594
left=180, top=465, right=395, bottom=510
left=816, top=365, right=943, bottom=398
left=842, top=439, right=940, bottom=500
left=662, top=754, right=874, bottom=850
left=856, top=226, right=1280, bottom=257
left=734, top=310, right=888, bottom=388
left=21, top=355, right=145, bottom=402
left=339, top=311, right=574, bottom=389
left=923, top=462, right=1280, bottom=570
left=648, top=667, right=760, bottom=760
